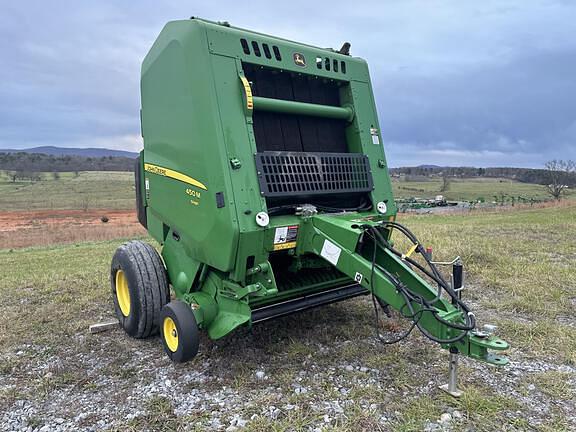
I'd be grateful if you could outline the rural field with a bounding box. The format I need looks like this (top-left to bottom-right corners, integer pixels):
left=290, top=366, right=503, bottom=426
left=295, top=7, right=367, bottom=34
left=391, top=176, right=569, bottom=203
left=0, top=171, right=135, bottom=212
left=0, top=172, right=141, bottom=249
left=0, top=173, right=575, bottom=431
left=2, top=171, right=571, bottom=212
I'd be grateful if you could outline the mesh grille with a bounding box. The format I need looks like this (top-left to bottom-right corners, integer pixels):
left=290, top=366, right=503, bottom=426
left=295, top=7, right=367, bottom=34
left=255, top=151, right=373, bottom=197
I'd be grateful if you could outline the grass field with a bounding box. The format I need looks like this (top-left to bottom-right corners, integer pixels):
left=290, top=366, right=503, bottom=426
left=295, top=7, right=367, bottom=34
left=0, top=171, right=135, bottom=211
left=391, top=176, right=570, bottom=202
left=0, top=170, right=571, bottom=212
left=1, top=204, right=574, bottom=431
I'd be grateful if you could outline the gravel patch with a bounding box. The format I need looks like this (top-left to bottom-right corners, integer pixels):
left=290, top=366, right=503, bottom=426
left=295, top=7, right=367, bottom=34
left=1, top=307, right=575, bottom=431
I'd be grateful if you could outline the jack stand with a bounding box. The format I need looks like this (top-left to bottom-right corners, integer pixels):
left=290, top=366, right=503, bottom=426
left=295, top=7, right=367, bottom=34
left=439, top=348, right=463, bottom=397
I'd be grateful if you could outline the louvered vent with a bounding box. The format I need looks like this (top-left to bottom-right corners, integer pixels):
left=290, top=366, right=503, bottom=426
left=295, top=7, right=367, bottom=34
left=255, top=151, right=373, bottom=197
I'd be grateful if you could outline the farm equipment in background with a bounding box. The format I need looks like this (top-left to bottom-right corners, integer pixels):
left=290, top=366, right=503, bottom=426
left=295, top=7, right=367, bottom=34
left=431, top=195, right=452, bottom=206
left=396, top=195, right=459, bottom=212
left=109, top=18, right=509, bottom=391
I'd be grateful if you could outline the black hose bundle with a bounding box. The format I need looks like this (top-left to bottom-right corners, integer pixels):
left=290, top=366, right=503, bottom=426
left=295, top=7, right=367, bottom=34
left=268, top=197, right=372, bottom=216
left=361, top=222, right=475, bottom=345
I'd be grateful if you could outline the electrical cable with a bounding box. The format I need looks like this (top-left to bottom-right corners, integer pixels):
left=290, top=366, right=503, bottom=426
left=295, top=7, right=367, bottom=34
left=362, top=222, right=475, bottom=345
left=379, top=222, right=476, bottom=332
left=367, top=228, right=419, bottom=344
left=370, top=221, right=475, bottom=328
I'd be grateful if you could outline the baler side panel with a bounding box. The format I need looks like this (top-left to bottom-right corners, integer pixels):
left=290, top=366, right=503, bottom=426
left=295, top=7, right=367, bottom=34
left=140, top=21, right=239, bottom=275
left=134, top=151, right=147, bottom=229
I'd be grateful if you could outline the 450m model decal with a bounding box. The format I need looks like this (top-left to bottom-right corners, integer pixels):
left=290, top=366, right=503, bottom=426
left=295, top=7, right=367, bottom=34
left=144, top=163, right=207, bottom=190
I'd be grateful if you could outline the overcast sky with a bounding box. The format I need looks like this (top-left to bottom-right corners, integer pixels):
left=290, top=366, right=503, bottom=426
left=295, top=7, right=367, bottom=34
left=1, top=1, right=575, bottom=167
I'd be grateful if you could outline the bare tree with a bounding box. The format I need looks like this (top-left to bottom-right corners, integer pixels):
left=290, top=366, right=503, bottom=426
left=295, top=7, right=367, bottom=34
left=544, top=159, right=575, bottom=200
left=440, top=174, right=450, bottom=192
left=20, top=170, right=33, bottom=182
left=30, top=171, right=41, bottom=182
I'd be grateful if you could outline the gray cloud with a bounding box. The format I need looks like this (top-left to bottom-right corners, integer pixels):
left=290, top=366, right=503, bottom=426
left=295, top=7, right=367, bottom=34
left=379, top=47, right=576, bottom=166
left=1, top=0, right=575, bottom=166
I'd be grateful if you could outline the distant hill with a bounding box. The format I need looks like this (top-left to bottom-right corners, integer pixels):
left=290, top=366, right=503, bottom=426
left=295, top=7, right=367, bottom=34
left=416, top=164, right=441, bottom=169
left=0, top=146, right=138, bottom=158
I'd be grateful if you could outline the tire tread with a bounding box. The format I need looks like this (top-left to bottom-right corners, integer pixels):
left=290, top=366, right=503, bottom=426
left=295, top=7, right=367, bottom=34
left=111, top=240, right=169, bottom=338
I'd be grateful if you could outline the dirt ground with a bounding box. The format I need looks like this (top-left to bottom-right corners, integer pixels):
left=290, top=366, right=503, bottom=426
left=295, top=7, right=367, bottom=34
left=0, top=209, right=144, bottom=249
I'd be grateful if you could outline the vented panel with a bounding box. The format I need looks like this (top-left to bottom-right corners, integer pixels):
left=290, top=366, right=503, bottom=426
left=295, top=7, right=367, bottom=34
left=255, top=151, right=373, bottom=197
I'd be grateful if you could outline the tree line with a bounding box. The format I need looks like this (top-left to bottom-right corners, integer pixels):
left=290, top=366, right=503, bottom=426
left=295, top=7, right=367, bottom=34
left=390, top=164, right=576, bottom=187
left=0, top=152, right=135, bottom=175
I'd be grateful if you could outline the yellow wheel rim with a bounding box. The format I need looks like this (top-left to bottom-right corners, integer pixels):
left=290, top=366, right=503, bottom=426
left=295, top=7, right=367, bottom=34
left=163, top=317, right=179, bottom=352
left=115, top=269, right=131, bottom=317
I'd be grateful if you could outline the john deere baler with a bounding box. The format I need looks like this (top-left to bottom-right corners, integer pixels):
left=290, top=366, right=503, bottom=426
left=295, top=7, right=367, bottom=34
left=110, top=18, right=508, bottom=370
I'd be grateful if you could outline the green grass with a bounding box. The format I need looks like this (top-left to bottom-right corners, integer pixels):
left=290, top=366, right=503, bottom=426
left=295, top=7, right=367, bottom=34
left=400, top=204, right=576, bottom=363
left=0, top=170, right=135, bottom=211
left=527, top=371, right=575, bottom=400
left=0, top=240, right=122, bottom=348
left=0, top=205, right=574, bottom=430
left=392, top=176, right=571, bottom=202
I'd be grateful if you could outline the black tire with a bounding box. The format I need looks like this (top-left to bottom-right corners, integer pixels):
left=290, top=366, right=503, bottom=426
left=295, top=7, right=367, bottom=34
left=159, top=301, right=199, bottom=363
left=111, top=240, right=169, bottom=338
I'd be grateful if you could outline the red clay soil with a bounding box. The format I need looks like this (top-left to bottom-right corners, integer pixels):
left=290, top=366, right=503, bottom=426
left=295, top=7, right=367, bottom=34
left=0, top=209, right=145, bottom=249
left=2, top=201, right=572, bottom=250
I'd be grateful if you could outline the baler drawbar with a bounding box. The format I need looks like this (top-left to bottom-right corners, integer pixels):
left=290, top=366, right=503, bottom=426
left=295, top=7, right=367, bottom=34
left=110, top=17, right=508, bottom=384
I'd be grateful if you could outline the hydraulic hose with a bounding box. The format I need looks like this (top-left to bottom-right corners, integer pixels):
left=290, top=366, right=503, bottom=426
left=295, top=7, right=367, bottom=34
left=362, top=222, right=475, bottom=345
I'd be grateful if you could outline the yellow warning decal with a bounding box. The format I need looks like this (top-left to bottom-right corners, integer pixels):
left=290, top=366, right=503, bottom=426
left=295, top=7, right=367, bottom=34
left=144, top=163, right=207, bottom=190
left=273, top=226, right=298, bottom=251
left=273, top=242, right=297, bottom=251
left=239, top=75, right=253, bottom=110
left=405, top=243, right=419, bottom=259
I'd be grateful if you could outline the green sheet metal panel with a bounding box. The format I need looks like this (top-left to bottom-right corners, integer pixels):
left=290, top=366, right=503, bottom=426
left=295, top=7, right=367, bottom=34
left=140, top=20, right=239, bottom=272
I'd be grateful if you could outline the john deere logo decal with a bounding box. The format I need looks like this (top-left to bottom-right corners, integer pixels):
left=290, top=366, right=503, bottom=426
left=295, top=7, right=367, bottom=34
left=293, top=53, right=306, bottom=67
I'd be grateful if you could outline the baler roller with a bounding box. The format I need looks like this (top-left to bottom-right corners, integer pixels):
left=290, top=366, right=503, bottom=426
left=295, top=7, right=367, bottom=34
left=252, top=96, right=354, bottom=121
left=251, top=283, right=366, bottom=323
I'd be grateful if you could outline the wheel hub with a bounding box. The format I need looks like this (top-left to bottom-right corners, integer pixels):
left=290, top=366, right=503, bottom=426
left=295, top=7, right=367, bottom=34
left=163, top=317, right=179, bottom=352
left=115, top=269, right=131, bottom=317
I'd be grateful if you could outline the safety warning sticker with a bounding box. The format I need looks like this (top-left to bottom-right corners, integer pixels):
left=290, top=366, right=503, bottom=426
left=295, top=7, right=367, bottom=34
left=273, top=225, right=298, bottom=251
left=370, top=127, right=380, bottom=145
left=320, top=239, right=341, bottom=266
